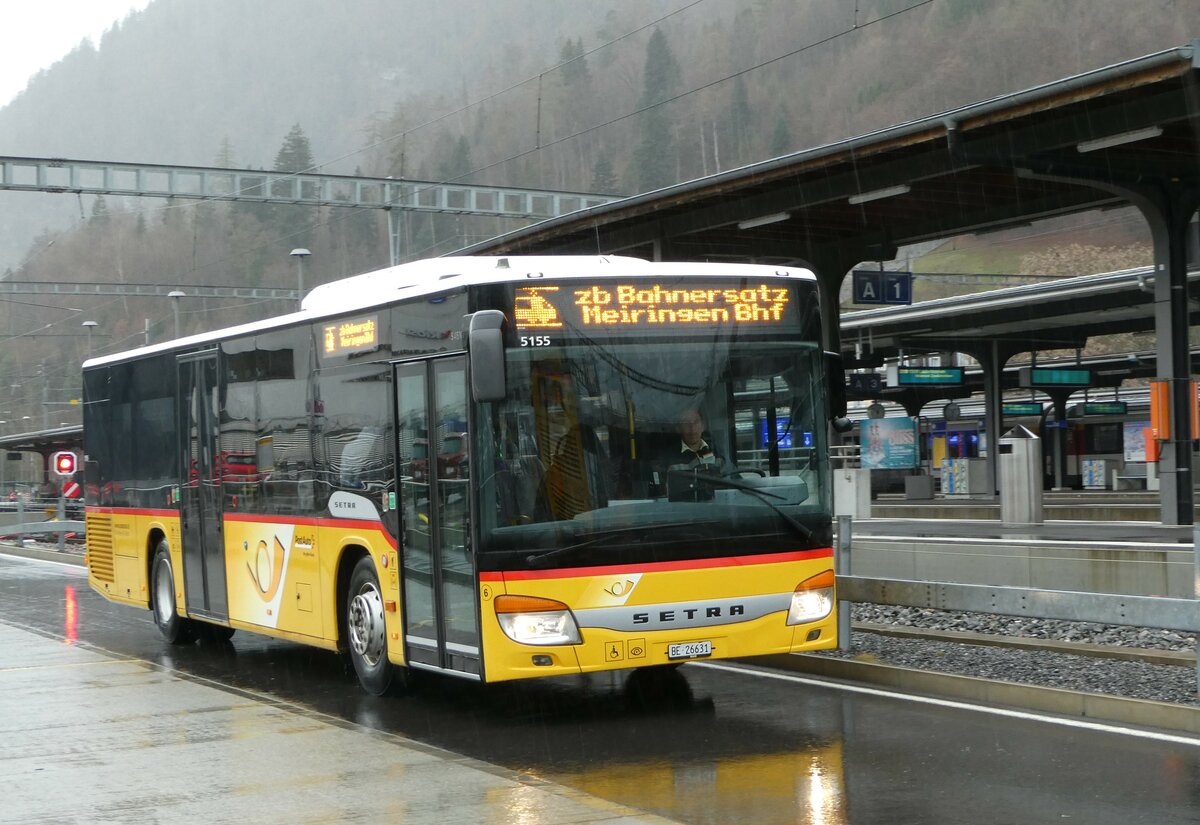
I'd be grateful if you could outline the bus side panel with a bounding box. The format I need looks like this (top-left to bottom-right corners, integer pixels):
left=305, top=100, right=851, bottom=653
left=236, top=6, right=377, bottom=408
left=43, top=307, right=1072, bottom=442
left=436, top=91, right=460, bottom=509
left=86, top=507, right=178, bottom=611
left=224, top=517, right=324, bottom=639
left=218, top=517, right=403, bottom=659
left=479, top=551, right=836, bottom=683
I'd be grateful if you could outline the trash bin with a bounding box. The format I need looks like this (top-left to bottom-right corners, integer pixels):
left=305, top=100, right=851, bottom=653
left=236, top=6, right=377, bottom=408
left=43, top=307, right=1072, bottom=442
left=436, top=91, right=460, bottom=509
left=904, top=475, right=934, bottom=499
left=999, top=425, right=1042, bottom=525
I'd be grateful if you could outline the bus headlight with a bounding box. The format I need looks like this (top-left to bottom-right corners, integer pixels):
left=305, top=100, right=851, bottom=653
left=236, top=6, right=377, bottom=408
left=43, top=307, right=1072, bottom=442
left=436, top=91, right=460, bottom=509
left=786, top=570, right=835, bottom=625
left=495, top=595, right=582, bottom=645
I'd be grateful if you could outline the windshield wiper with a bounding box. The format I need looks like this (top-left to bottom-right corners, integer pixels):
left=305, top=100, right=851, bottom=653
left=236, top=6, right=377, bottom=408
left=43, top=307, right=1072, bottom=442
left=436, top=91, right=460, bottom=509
left=524, top=520, right=719, bottom=568
left=665, top=470, right=813, bottom=542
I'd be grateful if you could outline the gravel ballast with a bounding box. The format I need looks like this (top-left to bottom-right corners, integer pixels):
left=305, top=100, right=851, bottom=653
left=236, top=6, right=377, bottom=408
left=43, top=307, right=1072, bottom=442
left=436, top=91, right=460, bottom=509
left=814, top=604, right=1200, bottom=707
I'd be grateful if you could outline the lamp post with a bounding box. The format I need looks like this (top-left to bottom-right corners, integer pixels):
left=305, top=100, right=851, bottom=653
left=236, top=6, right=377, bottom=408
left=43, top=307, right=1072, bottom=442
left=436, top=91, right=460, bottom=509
left=167, top=291, right=186, bottom=339
left=81, top=320, right=98, bottom=358
left=290, top=248, right=311, bottom=311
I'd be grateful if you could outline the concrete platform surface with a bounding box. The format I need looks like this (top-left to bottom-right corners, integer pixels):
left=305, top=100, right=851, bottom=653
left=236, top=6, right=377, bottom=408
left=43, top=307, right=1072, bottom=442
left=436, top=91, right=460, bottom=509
left=0, top=622, right=675, bottom=825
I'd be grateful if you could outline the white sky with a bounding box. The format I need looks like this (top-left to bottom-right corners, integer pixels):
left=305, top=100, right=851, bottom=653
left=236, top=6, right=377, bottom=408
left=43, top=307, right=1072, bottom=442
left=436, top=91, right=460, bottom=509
left=0, top=1, right=152, bottom=108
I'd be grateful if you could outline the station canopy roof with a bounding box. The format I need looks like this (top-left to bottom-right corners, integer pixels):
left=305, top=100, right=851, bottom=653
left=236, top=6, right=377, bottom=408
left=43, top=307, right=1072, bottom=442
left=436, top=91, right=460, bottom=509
left=458, top=42, right=1200, bottom=358
left=0, top=426, right=81, bottom=456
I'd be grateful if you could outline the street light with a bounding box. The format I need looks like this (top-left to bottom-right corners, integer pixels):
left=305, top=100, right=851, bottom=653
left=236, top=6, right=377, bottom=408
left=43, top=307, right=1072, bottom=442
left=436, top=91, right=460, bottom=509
left=168, top=291, right=186, bottom=339
left=290, top=248, right=311, bottom=311
left=81, top=320, right=98, bottom=358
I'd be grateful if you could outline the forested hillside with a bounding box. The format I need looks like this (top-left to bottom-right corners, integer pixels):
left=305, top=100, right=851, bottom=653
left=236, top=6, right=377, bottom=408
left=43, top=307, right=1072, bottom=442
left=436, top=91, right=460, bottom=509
left=3, top=0, right=1196, bottom=272
left=0, top=0, right=1196, bottom=421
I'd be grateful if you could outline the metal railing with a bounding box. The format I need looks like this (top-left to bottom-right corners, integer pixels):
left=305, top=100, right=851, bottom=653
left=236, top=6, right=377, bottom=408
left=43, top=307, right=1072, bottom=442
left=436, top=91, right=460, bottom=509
left=1, top=497, right=83, bottom=551
left=830, top=443, right=860, bottom=469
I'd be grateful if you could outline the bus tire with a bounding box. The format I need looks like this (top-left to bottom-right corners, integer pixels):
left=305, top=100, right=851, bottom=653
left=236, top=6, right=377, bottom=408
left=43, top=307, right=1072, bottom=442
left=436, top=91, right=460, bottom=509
left=151, top=540, right=194, bottom=645
left=346, top=555, right=399, bottom=695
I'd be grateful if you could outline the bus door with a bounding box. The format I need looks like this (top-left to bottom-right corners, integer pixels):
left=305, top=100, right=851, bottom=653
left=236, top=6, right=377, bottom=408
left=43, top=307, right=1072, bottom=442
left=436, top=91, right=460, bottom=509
left=394, top=356, right=480, bottom=677
left=177, top=350, right=228, bottom=620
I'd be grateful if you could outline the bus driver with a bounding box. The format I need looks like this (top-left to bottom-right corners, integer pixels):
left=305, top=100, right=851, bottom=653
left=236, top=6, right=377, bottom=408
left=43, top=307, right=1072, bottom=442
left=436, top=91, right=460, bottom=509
left=673, top=407, right=732, bottom=475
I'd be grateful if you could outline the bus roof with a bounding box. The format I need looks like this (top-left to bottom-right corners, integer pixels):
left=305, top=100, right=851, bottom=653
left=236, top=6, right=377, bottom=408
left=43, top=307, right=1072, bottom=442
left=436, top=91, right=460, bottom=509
left=83, top=255, right=816, bottom=368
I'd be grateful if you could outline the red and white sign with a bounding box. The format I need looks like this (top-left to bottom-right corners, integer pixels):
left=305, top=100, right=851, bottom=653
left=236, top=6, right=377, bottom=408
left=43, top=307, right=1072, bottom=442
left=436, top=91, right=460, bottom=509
left=62, top=481, right=81, bottom=499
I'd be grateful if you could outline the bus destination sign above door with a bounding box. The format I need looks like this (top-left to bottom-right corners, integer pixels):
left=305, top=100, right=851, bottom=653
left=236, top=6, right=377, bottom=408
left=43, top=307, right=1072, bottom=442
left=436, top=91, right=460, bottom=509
left=512, top=281, right=799, bottom=341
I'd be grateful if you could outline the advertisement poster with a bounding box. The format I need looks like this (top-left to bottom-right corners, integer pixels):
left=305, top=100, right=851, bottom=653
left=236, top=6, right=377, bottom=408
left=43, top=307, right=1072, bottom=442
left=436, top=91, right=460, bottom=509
left=941, top=458, right=967, bottom=494
left=1123, top=421, right=1148, bottom=462
left=860, top=417, right=918, bottom=470
left=1081, top=459, right=1107, bottom=489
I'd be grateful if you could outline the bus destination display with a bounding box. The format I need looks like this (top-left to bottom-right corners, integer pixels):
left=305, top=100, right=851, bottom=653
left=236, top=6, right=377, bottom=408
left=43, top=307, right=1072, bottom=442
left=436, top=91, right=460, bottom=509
left=513, top=281, right=795, bottom=340
left=322, top=314, right=379, bottom=356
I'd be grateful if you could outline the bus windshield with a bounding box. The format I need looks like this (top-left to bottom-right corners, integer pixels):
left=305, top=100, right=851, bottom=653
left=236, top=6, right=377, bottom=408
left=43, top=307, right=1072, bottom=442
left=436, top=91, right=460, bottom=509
left=474, top=339, right=831, bottom=570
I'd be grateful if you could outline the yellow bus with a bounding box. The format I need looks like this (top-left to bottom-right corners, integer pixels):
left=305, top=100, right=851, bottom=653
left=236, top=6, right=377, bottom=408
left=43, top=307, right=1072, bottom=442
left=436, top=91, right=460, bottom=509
left=83, top=255, right=843, bottom=694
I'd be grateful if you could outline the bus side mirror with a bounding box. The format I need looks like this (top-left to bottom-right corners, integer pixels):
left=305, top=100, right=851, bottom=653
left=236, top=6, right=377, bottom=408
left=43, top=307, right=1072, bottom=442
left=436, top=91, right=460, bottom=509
left=468, top=310, right=507, bottom=403
left=825, top=351, right=853, bottom=433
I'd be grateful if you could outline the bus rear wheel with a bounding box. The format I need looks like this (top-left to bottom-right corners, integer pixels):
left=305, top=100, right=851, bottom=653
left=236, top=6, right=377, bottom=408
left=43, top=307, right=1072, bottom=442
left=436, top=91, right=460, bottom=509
left=151, top=540, right=195, bottom=645
left=346, top=556, right=400, bottom=695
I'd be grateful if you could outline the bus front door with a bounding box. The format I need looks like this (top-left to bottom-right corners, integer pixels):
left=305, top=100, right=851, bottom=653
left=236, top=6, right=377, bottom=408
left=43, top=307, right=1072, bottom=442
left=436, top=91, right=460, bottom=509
left=177, top=351, right=228, bottom=621
left=394, top=357, right=480, bottom=678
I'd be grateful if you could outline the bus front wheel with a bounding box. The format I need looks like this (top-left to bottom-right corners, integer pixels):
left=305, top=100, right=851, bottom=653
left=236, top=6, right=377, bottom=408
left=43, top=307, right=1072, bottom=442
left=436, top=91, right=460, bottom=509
left=346, top=555, right=400, bottom=695
left=151, top=540, right=194, bottom=645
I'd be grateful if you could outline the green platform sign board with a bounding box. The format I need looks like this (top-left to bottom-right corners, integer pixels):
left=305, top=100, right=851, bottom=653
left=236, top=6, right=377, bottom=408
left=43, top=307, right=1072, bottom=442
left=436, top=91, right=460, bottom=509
left=1002, top=402, right=1044, bottom=416
left=1019, top=367, right=1092, bottom=387
left=1082, top=402, right=1127, bottom=415
left=895, top=367, right=964, bottom=386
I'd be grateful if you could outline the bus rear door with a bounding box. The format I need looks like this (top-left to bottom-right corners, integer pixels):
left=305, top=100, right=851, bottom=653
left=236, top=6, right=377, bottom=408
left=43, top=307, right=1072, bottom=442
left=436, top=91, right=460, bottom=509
left=177, top=350, right=229, bottom=621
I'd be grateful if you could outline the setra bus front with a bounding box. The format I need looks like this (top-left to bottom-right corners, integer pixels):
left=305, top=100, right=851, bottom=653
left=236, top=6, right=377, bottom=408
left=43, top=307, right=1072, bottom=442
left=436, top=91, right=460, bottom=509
left=468, top=266, right=842, bottom=681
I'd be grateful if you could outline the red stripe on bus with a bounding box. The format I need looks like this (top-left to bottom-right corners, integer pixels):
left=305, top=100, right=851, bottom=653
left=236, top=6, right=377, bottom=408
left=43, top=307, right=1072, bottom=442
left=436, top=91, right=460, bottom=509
left=84, top=506, right=176, bottom=517
left=479, top=548, right=833, bottom=582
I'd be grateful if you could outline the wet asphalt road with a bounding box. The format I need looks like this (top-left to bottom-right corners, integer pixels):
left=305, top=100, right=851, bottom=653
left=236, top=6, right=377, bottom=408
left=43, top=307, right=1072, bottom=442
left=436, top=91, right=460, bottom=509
left=3, top=554, right=1198, bottom=825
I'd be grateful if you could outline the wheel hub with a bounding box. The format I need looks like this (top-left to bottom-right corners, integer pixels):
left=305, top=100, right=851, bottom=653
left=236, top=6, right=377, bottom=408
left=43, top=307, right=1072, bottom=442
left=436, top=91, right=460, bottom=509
left=348, top=583, right=386, bottom=665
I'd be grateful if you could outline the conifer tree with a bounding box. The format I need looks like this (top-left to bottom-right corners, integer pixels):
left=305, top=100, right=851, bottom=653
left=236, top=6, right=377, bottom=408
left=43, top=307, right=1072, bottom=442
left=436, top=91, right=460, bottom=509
left=213, top=135, right=237, bottom=169
left=630, top=28, right=682, bottom=192
left=267, top=124, right=317, bottom=246
left=591, top=155, right=618, bottom=194
left=274, top=123, right=316, bottom=173
left=729, top=77, right=753, bottom=165
left=559, top=37, right=590, bottom=87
